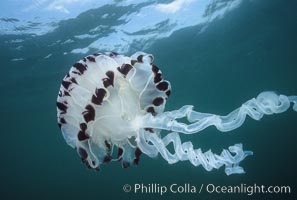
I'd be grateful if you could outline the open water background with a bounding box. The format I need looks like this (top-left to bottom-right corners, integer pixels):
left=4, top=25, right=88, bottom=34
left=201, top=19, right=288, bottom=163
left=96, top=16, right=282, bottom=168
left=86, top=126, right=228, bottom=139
left=0, top=0, right=296, bottom=199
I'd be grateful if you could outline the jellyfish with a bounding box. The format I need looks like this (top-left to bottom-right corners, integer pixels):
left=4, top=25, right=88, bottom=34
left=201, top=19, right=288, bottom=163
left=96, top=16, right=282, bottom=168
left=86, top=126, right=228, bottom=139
left=57, top=52, right=297, bottom=175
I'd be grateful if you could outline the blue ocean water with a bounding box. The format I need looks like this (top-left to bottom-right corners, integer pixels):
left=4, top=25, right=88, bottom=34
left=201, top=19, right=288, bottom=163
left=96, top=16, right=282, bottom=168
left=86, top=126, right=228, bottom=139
left=1, top=0, right=296, bottom=199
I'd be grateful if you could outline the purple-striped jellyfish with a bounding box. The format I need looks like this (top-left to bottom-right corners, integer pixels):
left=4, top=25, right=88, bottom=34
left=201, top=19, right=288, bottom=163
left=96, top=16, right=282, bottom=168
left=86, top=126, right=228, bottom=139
left=57, top=52, right=297, bottom=175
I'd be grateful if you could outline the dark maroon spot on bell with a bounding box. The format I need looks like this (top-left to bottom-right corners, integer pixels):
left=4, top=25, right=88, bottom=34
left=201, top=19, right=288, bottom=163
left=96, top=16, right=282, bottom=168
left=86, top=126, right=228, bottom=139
left=156, top=81, right=168, bottom=91
left=57, top=102, right=67, bottom=113
left=102, top=71, right=114, bottom=87
left=146, top=107, right=157, bottom=116
left=103, top=78, right=112, bottom=88
left=154, top=73, right=162, bottom=83
left=65, top=72, right=70, bottom=78
left=166, top=90, right=171, bottom=97
left=103, top=155, right=112, bottom=163
left=137, top=55, right=143, bottom=62
left=82, top=104, right=95, bottom=122
left=64, top=91, right=70, bottom=96
left=105, top=140, right=111, bottom=151
left=58, top=90, right=62, bottom=97
left=78, top=147, right=88, bottom=159
left=122, top=161, right=130, bottom=168
left=85, top=162, right=92, bottom=169
left=152, top=64, right=159, bottom=74
left=77, top=131, right=89, bottom=141
left=117, top=64, right=132, bottom=76
left=86, top=56, right=95, bottom=62
left=73, top=62, right=87, bottom=74
left=109, top=52, right=118, bottom=57
left=92, top=88, right=106, bottom=105
left=117, top=148, right=123, bottom=159
left=62, top=80, right=71, bottom=89
left=82, top=58, right=87, bottom=62
left=93, top=53, right=101, bottom=56
left=144, top=128, right=154, bottom=133
left=96, top=88, right=107, bottom=98
left=134, top=158, right=140, bottom=166
left=131, top=60, right=137, bottom=65
left=106, top=71, right=114, bottom=80
left=135, top=148, right=142, bottom=157
left=134, top=148, right=142, bottom=165
left=70, top=77, right=77, bottom=84
left=80, top=123, right=87, bottom=131
left=60, top=118, right=66, bottom=124
left=72, top=71, right=80, bottom=75
left=153, top=97, right=164, bottom=106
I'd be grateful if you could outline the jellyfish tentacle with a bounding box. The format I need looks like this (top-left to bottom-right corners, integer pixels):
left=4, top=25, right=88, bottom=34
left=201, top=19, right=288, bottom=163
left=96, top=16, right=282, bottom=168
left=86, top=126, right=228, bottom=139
left=140, top=91, right=297, bottom=133
left=137, top=130, right=252, bottom=175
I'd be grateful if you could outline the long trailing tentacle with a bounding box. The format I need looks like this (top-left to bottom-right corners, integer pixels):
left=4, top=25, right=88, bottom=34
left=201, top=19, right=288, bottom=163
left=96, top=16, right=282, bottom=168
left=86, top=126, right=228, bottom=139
left=139, top=91, right=297, bottom=133
left=137, top=130, right=252, bottom=175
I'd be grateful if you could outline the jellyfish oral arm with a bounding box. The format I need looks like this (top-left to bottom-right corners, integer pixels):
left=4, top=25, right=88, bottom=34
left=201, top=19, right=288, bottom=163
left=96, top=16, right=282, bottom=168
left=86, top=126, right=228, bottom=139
left=136, top=91, right=297, bottom=175
left=140, top=92, right=297, bottom=133
left=138, top=130, right=252, bottom=175
left=288, top=95, right=297, bottom=111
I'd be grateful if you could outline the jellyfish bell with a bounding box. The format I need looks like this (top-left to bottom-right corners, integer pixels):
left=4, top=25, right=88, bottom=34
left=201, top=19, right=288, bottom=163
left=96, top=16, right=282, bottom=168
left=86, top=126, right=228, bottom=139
left=57, top=52, right=297, bottom=175
left=57, top=52, right=169, bottom=169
